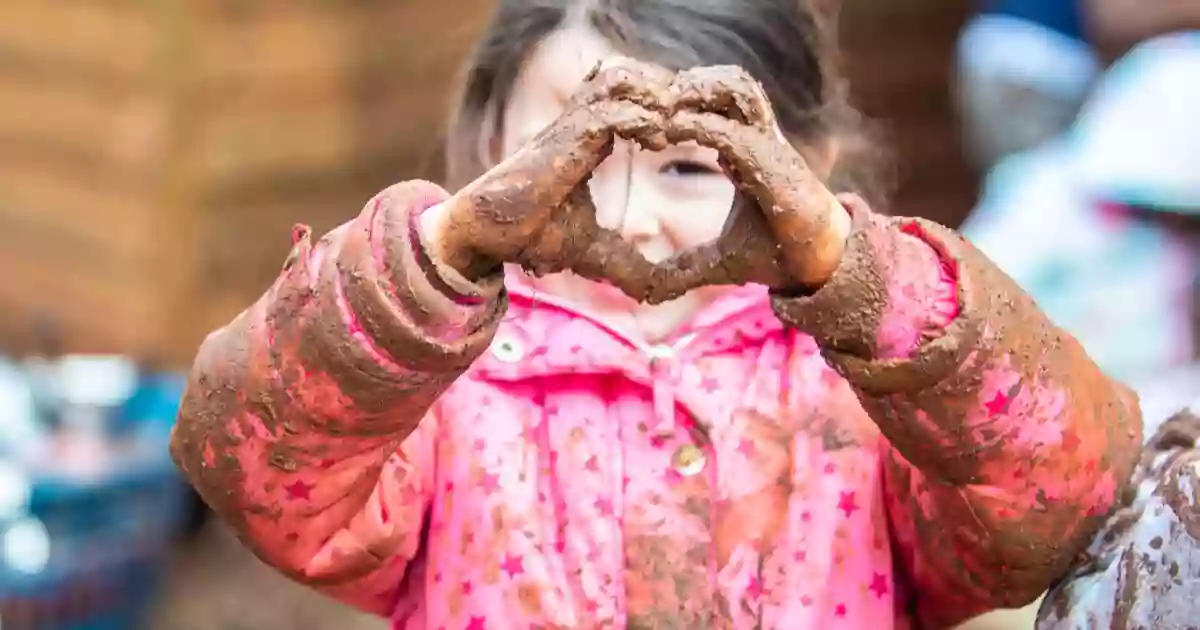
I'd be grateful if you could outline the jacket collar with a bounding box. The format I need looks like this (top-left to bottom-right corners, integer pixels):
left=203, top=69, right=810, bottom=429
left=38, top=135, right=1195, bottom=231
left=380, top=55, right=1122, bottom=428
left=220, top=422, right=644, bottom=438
left=471, top=268, right=785, bottom=381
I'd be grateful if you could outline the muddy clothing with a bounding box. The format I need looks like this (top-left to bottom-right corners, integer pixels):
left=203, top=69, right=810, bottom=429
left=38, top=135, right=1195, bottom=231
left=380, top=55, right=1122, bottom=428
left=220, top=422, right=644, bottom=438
left=170, top=180, right=1142, bottom=629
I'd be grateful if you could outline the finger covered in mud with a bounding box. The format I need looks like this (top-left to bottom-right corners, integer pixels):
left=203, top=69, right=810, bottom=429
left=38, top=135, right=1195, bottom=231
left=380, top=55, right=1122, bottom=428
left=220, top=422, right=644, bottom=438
left=665, top=108, right=845, bottom=288
left=440, top=98, right=666, bottom=280
left=668, top=65, right=778, bottom=129
left=576, top=57, right=676, bottom=114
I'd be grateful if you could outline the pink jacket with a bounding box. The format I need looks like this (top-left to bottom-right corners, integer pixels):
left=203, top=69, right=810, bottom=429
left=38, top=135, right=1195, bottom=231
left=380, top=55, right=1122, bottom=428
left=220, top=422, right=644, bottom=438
left=170, top=180, right=1143, bottom=630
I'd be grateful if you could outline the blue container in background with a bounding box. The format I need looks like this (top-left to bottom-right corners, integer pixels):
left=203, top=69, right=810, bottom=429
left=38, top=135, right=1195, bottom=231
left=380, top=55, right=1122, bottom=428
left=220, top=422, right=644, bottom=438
left=0, top=367, right=189, bottom=630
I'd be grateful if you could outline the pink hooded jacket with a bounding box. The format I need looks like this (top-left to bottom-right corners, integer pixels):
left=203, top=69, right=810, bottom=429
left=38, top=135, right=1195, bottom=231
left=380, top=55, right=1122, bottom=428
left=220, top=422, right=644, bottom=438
left=170, top=180, right=1143, bottom=630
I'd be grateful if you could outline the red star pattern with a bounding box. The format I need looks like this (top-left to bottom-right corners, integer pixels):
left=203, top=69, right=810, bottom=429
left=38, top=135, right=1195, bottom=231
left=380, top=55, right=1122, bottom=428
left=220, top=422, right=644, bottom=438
left=868, top=572, right=890, bottom=598
left=479, top=471, right=501, bottom=493
left=465, top=616, right=486, bottom=630
left=501, top=553, right=525, bottom=578
left=984, top=388, right=1014, bottom=415
left=284, top=480, right=313, bottom=501
left=835, top=603, right=847, bottom=617
left=837, top=491, right=859, bottom=518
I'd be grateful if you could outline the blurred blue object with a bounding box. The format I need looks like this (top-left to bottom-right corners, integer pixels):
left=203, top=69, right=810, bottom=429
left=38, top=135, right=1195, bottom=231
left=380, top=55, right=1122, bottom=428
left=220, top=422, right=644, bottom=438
left=1071, top=32, right=1200, bottom=214
left=116, top=372, right=186, bottom=438
left=0, top=365, right=189, bottom=630
left=956, top=4, right=1101, bottom=168
left=980, top=0, right=1087, bottom=42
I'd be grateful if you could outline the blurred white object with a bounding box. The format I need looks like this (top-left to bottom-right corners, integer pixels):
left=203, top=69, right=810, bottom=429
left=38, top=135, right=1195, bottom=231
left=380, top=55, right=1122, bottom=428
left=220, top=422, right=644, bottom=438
left=958, top=14, right=1099, bottom=101
left=0, top=361, right=45, bottom=460
left=53, top=355, right=139, bottom=479
left=1132, top=362, right=1200, bottom=439
left=2, top=517, right=50, bottom=575
left=55, top=355, right=138, bottom=409
left=1074, top=32, right=1200, bottom=213
left=956, top=14, right=1101, bottom=168
left=0, top=463, right=30, bottom=520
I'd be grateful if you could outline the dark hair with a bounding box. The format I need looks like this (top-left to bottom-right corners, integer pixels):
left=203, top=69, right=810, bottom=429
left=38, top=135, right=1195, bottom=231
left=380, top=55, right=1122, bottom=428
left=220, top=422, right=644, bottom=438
left=446, top=0, right=887, bottom=206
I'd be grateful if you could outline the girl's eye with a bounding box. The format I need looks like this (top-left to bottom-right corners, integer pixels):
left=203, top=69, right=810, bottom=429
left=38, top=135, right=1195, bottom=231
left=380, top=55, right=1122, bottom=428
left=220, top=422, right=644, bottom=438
left=661, top=160, right=720, bottom=177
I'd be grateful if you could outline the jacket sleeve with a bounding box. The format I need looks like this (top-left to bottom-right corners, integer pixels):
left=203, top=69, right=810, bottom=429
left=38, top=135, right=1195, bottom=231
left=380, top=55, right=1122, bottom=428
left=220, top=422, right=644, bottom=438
left=169, top=180, right=506, bottom=615
left=771, top=197, right=1144, bottom=629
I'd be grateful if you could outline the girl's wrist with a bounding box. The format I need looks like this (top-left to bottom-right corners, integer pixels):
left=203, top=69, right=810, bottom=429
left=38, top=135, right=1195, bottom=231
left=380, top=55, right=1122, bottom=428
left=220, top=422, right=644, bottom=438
left=802, top=194, right=853, bottom=290
left=416, top=200, right=499, bottom=283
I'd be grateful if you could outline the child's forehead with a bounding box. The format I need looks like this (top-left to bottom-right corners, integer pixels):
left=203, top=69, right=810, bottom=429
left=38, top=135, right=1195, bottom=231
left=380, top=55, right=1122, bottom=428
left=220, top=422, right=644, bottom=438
left=519, top=27, right=627, bottom=102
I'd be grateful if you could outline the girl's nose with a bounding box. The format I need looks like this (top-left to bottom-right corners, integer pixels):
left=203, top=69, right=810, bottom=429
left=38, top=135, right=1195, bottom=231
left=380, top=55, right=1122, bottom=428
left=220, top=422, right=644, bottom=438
left=615, top=190, right=661, bottom=245
left=588, top=143, right=663, bottom=245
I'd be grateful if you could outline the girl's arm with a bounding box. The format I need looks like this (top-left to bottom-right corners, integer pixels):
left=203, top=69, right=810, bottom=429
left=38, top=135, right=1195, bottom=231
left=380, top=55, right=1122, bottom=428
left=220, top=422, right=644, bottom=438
left=772, top=198, right=1143, bottom=629
left=169, top=180, right=506, bottom=615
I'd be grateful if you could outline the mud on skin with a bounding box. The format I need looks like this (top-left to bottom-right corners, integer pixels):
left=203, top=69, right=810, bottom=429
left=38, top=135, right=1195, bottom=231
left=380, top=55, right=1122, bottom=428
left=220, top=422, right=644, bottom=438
left=435, top=61, right=847, bottom=304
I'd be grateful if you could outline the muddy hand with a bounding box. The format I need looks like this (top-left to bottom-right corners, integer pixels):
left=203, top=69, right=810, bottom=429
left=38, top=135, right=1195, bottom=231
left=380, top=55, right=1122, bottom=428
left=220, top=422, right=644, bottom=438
left=659, top=66, right=849, bottom=293
left=434, top=60, right=673, bottom=283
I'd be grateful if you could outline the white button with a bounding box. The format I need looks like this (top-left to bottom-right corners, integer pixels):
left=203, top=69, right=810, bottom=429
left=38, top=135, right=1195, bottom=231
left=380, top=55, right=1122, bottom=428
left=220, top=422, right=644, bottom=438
left=672, top=444, right=707, bottom=477
left=492, top=338, right=524, bottom=363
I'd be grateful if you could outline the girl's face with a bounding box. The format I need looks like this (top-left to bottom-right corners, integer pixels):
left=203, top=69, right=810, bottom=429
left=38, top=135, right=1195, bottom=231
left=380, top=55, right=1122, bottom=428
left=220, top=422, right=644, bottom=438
left=503, top=28, right=735, bottom=266
left=499, top=27, right=833, bottom=339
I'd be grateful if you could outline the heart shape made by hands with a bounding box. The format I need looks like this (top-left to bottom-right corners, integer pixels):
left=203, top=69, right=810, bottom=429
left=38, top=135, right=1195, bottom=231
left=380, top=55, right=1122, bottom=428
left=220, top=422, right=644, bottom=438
left=449, top=63, right=847, bottom=304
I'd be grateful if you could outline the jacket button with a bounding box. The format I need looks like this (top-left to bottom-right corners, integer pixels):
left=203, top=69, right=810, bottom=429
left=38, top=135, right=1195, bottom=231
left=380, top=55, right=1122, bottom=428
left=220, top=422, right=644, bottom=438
left=672, top=444, right=707, bottom=477
left=492, top=338, right=524, bottom=363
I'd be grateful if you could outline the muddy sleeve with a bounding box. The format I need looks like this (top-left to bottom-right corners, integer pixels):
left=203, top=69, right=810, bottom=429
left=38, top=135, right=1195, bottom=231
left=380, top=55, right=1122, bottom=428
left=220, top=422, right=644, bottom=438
left=1036, top=408, right=1200, bottom=630
left=168, top=181, right=506, bottom=615
left=770, top=200, right=1143, bottom=629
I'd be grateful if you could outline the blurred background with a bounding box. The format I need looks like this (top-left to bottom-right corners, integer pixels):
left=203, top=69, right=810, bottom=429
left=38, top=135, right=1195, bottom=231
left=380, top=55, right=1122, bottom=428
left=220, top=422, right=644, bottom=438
left=0, top=1, right=1194, bottom=629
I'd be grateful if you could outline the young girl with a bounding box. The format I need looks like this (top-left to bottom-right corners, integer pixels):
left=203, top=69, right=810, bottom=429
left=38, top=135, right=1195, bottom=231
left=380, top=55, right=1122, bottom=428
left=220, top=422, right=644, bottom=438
left=169, top=1, right=1144, bottom=628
